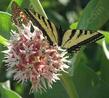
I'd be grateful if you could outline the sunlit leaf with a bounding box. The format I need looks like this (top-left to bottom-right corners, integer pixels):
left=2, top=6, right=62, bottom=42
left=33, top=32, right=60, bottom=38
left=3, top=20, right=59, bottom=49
left=0, top=35, right=8, bottom=46
left=70, top=22, right=78, bottom=29
left=102, top=31, right=109, bottom=44
left=0, top=11, right=11, bottom=39
left=102, top=40, right=109, bottom=60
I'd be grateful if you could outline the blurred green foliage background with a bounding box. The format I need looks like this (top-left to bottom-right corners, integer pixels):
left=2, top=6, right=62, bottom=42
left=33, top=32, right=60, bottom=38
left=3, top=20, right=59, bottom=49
left=0, top=0, right=109, bottom=98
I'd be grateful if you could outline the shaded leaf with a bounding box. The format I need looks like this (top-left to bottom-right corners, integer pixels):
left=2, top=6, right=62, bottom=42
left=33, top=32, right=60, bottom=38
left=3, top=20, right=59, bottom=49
left=0, top=45, right=7, bottom=82
left=77, top=0, right=109, bottom=30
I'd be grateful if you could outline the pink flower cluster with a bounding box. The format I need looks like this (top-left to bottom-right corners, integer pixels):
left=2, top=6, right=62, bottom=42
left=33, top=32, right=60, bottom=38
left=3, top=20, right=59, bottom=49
left=4, top=22, right=69, bottom=92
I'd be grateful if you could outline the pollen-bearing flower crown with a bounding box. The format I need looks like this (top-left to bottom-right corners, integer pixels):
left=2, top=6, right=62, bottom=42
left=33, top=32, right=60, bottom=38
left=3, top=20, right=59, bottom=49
left=4, top=22, right=69, bottom=92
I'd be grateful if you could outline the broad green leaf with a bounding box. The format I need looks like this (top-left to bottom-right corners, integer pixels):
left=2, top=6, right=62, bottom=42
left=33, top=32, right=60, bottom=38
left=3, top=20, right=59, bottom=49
left=77, top=0, right=109, bottom=30
left=0, top=11, right=11, bottom=39
left=69, top=0, right=109, bottom=98
left=0, top=82, right=22, bottom=98
left=73, top=64, right=109, bottom=98
left=66, top=45, right=109, bottom=98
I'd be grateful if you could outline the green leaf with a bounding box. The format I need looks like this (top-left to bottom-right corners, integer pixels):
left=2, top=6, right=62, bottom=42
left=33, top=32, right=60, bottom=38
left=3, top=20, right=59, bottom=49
left=102, top=39, right=109, bottom=60
left=100, top=53, right=109, bottom=84
left=0, top=12, right=9, bottom=82
left=67, top=46, right=109, bottom=98
left=70, top=22, right=78, bottom=29
left=69, top=0, right=109, bottom=98
left=34, top=81, right=69, bottom=98
left=0, top=35, right=8, bottom=81
left=0, top=0, right=10, bottom=11
left=60, top=73, right=79, bottom=98
left=102, top=31, right=109, bottom=44
left=77, top=0, right=109, bottom=30
left=7, top=0, right=23, bottom=11
left=0, top=35, right=8, bottom=46
left=0, top=48, right=7, bottom=82
left=73, top=64, right=109, bottom=98
left=0, top=82, right=22, bottom=98
left=30, top=0, right=48, bottom=18
left=0, top=11, right=11, bottom=39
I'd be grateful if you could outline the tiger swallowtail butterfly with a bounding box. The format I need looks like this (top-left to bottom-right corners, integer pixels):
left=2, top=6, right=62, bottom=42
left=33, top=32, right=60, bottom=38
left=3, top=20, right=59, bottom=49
left=11, top=2, right=104, bottom=52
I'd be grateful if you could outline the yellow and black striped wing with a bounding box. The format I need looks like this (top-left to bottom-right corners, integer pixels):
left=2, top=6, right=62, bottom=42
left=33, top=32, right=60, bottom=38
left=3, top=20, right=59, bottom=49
left=62, top=29, right=104, bottom=51
left=25, top=10, right=59, bottom=45
left=12, top=2, right=59, bottom=45
left=12, top=2, right=104, bottom=52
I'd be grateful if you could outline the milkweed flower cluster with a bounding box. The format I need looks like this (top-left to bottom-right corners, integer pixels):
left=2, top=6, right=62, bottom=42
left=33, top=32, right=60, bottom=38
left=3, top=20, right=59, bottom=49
left=3, top=22, right=69, bottom=92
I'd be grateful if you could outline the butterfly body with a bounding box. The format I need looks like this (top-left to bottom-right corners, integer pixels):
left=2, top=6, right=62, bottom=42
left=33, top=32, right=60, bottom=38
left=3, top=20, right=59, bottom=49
left=11, top=2, right=104, bottom=52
